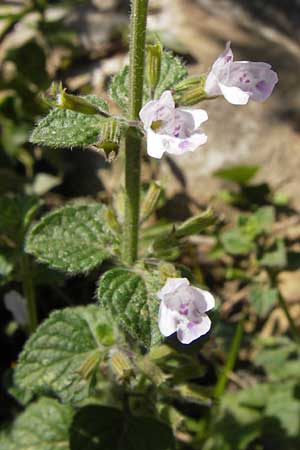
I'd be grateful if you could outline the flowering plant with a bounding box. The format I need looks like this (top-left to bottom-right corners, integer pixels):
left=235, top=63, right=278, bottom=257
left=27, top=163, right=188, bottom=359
left=1, top=2, right=284, bottom=450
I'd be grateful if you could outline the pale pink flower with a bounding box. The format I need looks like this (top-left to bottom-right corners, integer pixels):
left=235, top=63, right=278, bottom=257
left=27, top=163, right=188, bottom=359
left=205, top=42, right=278, bottom=105
left=139, top=91, right=208, bottom=159
left=157, top=277, right=215, bottom=344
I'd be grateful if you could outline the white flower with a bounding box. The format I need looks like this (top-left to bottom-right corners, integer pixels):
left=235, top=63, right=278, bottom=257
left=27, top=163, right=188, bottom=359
left=4, top=290, right=28, bottom=326
left=157, top=278, right=215, bottom=344
left=139, top=91, right=208, bottom=159
left=205, top=42, right=278, bottom=105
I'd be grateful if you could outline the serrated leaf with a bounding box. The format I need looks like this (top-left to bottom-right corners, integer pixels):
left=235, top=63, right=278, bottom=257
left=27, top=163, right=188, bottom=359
left=4, top=397, right=73, bottom=450
left=26, top=203, right=117, bottom=274
left=109, top=51, right=187, bottom=112
left=15, top=305, right=114, bottom=403
left=70, top=405, right=175, bottom=450
left=249, top=284, right=278, bottom=318
left=30, top=96, right=109, bottom=148
left=98, top=268, right=162, bottom=349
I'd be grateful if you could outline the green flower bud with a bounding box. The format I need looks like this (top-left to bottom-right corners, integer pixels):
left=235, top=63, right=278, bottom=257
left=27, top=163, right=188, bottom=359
left=175, top=208, right=217, bottom=238
left=146, top=43, right=162, bottom=95
left=109, top=349, right=134, bottom=383
left=56, top=84, right=101, bottom=115
left=173, top=76, right=207, bottom=106
left=98, top=117, right=125, bottom=161
left=140, top=181, right=162, bottom=223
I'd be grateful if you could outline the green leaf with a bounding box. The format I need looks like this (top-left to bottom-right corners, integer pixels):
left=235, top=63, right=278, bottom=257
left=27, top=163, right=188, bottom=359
left=0, top=194, right=41, bottom=244
left=109, top=51, right=187, bottom=112
left=249, top=284, right=278, bottom=318
left=259, top=239, right=287, bottom=268
left=4, top=397, right=73, bottom=450
left=254, top=337, right=298, bottom=380
left=214, top=165, right=259, bottom=185
left=30, top=96, right=109, bottom=149
left=251, top=206, right=275, bottom=234
left=265, top=382, right=300, bottom=437
left=15, top=305, right=115, bottom=403
left=26, top=203, right=117, bottom=274
left=220, top=227, right=254, bottom=255
left=98, top=268, right=162, bottom=348
left=70, top=405, right=175, bottom=450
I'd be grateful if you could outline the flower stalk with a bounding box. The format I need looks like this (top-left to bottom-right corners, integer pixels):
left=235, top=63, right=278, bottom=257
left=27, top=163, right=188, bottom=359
left=122, top=0, right=149, bottom=264
left=214, top=315, right=244, bottom=398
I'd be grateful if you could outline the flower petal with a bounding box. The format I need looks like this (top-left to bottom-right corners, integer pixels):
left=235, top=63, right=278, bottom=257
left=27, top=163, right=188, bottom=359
left=158, top=302, right=178, bottom=337
left=167, top=132, right=207, bottom=155
left=146, top=128, right=168, bottom=159
left=177, top=314, right=212, bottom=344
left=194, top=288, right=215, bottom=312
left=139, top=90, right=175, bottom=129
left=180, top=108, right=208, bottom=130
left=219, top=82, right=250, bottom=105
left=157, top=277, right=189, bottom=300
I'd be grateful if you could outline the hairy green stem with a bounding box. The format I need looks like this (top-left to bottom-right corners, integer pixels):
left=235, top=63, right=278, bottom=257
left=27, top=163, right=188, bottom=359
left=214, top=316, right=244, bottom=398
left=21, top=255, right=38, bottom=334
left=122, top=0, right=148, bottom=264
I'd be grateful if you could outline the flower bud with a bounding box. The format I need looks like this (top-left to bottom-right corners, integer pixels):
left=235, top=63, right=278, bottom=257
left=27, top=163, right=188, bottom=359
left=109, top=349, right=134, bottom=383
left=175, top=208, right=217, bottom=238
left=56, top=84, right=102, bottom=115
left=140, top=181, right=162, bottom=223
left=98, top=117, right=125, bottom=161
left=173, top=76, right=206, bottom=106
left=146, top=43, right=162, bottom=95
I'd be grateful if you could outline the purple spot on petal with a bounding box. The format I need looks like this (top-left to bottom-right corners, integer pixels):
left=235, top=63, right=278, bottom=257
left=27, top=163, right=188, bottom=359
left=225, top=56, right=232, bottom=62
left=187, top=321, right=196, bottom=329
left=256, top=80, right=268, bottom=94
left=179, top=140, right=190, bottom=150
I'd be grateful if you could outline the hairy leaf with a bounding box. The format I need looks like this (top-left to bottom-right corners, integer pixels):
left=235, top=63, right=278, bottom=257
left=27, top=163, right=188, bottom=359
left=109, top=51, right=187, bottom=112
left=15, top=305, right=114, bottom=403
left=26, top=203, right=117, bottom=274
left=70, top=405, right=175, bottom=450
left=30, top=96, right=109, bottom=148
left=4, top=397, right=73, bottom=450
left=98, top=268, right=162, bottom=348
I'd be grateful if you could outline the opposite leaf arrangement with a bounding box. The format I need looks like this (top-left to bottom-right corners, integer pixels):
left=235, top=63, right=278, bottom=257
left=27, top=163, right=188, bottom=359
left=2, top=2, right=278, bottom=449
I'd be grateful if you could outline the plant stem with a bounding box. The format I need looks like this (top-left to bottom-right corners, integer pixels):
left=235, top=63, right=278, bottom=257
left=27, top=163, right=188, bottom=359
left=278, top=292, right=300, bottom=344
left=270, top=271, right=300, bottom=344
left=214, top=316, right=244, bottom=398
left=21, top=255, right=38, bottom=334
left=122, top=0, right=148, bottom=264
